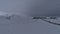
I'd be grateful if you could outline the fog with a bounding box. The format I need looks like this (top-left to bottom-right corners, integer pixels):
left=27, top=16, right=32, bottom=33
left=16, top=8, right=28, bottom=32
left=0, top=0, right=60, bottom=34
left=0, top=0, right=60, bottom=17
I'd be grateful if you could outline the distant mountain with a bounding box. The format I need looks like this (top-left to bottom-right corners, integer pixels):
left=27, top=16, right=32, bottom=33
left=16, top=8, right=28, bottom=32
left=0, top=14, right=60, bottom=26
left=0, top=14, right=34, bottom=24
left=0, top=14, right=21, bottom=24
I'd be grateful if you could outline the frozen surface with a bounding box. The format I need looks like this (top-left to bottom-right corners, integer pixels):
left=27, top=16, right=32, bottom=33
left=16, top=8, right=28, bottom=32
left=0, top=15, right=60, bottom=34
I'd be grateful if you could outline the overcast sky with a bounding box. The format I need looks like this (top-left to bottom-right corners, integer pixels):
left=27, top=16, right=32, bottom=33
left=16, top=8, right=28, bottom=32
left=0, top=0, right=60, bottom=17
left=0, top=0, right=60, bottom=34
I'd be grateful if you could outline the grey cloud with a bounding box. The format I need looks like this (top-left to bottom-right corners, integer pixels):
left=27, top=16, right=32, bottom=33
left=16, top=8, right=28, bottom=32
left=0, top=0, right=60, bottom=17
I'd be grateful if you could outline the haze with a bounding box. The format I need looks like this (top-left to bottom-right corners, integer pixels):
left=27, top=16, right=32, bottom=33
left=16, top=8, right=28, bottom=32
left=0, top=0, right=60, bottom=17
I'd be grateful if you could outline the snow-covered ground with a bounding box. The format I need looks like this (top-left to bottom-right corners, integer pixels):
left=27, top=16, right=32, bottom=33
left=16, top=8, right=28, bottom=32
left=0, top=0, right=60, bottom=34
left=0, top=15, right=60, bottom=34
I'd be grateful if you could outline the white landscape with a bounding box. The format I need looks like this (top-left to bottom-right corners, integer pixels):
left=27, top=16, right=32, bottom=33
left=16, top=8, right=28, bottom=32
left=0, top=14, right=60, bottom=34
left=0, top=0, right=60, bottom=34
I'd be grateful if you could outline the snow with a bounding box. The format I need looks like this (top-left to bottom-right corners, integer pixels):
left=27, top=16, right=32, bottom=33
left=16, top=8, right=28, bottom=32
left=0, top=15, right=60, bottom=34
